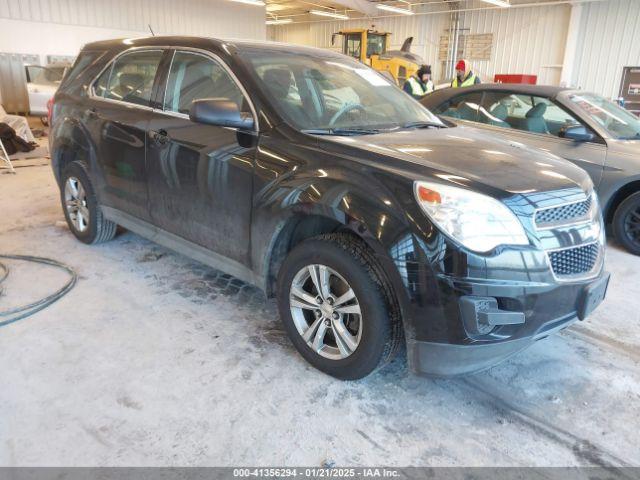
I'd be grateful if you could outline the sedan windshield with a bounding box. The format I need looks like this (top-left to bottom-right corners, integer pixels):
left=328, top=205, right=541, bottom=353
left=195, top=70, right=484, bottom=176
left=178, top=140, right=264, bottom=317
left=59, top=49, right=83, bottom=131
left=242, top=50, right=443, bottom=133
left=568, top=93, right=640, bottom=140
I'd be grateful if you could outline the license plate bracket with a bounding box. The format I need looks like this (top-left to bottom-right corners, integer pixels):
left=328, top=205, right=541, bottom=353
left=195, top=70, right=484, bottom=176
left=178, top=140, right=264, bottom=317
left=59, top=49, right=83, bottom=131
left=578, top=272, right=610, bottom=320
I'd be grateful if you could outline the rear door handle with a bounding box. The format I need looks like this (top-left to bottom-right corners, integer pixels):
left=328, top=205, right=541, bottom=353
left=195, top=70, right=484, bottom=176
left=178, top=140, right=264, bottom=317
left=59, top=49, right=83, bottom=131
left=85, top=107, right=97, bottom=119
left=150, top=129, right=169, bottom=146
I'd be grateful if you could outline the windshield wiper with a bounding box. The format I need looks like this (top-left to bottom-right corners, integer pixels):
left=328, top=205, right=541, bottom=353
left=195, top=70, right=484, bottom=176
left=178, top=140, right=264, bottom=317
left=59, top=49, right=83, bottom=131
left=302, top=127, right=381, bottom=136
left=400, top=121, right=445, bottom=130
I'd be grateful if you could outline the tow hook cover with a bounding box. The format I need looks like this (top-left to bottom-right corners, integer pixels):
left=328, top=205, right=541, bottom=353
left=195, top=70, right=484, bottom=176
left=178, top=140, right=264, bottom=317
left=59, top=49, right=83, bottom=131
left=460, top=296, right=525, bottom=335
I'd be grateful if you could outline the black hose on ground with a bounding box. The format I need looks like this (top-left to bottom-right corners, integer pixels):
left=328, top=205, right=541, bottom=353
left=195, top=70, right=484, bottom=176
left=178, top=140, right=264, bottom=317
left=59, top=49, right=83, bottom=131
left=0, top=254, right=77, bottom=327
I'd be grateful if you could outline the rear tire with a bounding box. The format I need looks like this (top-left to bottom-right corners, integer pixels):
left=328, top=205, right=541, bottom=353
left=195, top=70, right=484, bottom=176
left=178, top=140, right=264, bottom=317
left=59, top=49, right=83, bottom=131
left=60, top=161, right=117, bottom=245
left=276, top=233, right=402, bottom=380
left=612, top=192, right=640, bottom=256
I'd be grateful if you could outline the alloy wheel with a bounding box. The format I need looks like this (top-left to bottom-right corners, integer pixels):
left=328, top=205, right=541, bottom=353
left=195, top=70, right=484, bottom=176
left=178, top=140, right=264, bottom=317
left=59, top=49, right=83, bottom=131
left=289, top=264, right=362, bottom=360
left=64, top=176, right=89, bottom=233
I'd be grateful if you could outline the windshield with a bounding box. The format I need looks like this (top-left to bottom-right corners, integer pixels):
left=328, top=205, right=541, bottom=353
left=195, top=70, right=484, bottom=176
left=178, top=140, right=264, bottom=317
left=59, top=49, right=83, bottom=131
left=243, top=50, right=443, bottom=133
left=568, top=93, right=640, bottom=140
left=367, top=34, right=386, bottom=57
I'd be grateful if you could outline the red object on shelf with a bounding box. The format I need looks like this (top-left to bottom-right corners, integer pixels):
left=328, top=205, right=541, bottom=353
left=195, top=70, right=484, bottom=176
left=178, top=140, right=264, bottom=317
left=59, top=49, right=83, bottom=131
left=494, top=74, right=537, bottom=85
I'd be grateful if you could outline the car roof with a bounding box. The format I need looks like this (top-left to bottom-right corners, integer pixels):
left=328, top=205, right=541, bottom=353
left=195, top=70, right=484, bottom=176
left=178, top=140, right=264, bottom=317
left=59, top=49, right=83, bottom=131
left=423, top=83, right=579, bottom=106
left=82, top=35, right=342, bottom=58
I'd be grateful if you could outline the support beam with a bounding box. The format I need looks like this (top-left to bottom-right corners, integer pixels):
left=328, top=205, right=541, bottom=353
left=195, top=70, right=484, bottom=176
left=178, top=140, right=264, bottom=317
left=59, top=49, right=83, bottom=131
left=560, top=2, right=583, bottom=87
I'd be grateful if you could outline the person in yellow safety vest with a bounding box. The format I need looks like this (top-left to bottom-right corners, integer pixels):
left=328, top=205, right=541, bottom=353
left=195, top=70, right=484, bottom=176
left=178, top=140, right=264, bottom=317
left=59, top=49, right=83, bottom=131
left=451, top=59, right=481, bottom=88
left=403, top=65, right=434, bottom=100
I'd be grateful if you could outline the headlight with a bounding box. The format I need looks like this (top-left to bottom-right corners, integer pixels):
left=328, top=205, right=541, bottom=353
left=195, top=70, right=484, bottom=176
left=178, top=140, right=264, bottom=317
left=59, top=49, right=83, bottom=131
left=414, top=181, right=529, bottom=253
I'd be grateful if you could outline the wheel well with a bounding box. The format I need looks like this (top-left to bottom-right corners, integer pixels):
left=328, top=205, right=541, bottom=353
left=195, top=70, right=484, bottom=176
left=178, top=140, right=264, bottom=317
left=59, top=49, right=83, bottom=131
left=265, top=215, right=345, bottom=297
left=53, top=128, right=91, bottom=181
left=265, top=216, right=406, bottom=360
left=55, top=145, right=78, bottom=180
left=605, top=180, right=640, bottom=224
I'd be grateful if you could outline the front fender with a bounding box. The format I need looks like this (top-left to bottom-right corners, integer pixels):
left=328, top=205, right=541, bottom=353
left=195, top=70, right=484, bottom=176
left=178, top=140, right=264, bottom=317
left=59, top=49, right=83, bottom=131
left=250, top=138, right=433, bottom=340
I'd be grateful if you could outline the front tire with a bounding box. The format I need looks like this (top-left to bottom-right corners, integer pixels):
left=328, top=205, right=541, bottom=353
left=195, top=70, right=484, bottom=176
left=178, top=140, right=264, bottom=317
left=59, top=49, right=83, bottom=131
left=60, top=161, right=117, bottom=244
left=277, top=233, right=402, bottom=380
left=613, top=192, right=640, bottom=255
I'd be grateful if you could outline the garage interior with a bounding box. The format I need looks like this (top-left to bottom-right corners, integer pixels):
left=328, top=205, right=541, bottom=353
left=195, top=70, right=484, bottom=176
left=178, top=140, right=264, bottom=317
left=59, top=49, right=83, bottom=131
left=1, top=0, right=640, bottom=469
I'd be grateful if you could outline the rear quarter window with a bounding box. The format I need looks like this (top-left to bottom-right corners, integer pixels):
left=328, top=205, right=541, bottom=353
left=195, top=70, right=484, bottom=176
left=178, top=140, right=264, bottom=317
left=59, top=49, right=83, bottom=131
left=59, top=50, right=105, bottom=92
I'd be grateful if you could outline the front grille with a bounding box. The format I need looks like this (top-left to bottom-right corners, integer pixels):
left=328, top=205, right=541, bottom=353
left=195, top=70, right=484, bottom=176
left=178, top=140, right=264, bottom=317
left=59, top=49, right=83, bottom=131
left=549, top=242, right=600, bottom=277
left=535, top=198, right=592, bottom=228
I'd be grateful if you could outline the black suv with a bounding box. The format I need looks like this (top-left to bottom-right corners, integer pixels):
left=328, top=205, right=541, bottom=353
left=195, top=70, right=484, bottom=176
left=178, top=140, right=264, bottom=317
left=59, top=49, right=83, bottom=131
left=50, top=36, right=609, bottom=379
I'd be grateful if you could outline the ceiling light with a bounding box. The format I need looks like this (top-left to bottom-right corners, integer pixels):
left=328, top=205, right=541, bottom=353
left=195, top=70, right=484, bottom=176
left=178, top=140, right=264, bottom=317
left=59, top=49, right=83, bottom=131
left=481, top=0, right=511, bottom=7
left=229, top=0, right=265, bottom=6
left=266, top=18, right=293, bottom=24
left=310, top=9, right=349, bottom=19
left=377, top=4, right=414, bottom=15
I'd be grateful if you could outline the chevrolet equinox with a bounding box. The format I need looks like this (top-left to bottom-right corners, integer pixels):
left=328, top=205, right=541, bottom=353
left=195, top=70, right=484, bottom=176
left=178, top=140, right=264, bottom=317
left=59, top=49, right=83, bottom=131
left=50, top=37, right=610, bottom=379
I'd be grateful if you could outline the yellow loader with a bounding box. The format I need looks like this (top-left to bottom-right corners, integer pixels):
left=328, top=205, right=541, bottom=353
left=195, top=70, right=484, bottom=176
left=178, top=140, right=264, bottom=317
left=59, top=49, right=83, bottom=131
left=332, top=29, right=423, bottom=85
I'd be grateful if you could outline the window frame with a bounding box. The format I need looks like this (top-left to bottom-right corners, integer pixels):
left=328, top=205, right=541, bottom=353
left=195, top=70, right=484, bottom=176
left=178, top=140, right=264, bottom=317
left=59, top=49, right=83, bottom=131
left=89, top=47, right=165, bottom=110
left=158, top=48, right=258, bottom=131
left=88, top=46, right=257, bottom=131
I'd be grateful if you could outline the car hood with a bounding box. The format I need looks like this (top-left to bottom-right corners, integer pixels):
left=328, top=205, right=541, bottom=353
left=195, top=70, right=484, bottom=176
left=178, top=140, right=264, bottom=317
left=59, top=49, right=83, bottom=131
left=320, top=125, right=592, bottom=196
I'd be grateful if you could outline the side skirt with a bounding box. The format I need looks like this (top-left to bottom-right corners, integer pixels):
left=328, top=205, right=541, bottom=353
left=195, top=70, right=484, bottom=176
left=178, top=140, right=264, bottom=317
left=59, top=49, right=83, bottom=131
left=102, top=206, right=264, bottom=290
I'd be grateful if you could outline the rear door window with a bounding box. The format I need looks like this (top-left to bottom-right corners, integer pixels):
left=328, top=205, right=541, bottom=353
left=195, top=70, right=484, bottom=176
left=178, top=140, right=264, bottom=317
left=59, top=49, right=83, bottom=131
left=478, top=91, right=517, bottom=128
left=96, top=50, right=163, bottom=107
left=435, top=92, right=483, bottom=122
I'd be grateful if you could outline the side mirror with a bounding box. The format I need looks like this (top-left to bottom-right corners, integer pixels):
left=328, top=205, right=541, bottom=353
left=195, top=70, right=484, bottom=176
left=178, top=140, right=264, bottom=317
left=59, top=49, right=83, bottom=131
left=189, top=98, right=254, bottom=130
left=559, top=124, right=594, bottom=142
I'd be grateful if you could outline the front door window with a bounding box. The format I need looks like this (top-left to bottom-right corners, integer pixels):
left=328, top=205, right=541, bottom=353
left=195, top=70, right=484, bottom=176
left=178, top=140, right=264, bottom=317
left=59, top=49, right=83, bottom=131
left=479, top=92, right=589, bottom=138
left=163, top=51, right=246, bottom=115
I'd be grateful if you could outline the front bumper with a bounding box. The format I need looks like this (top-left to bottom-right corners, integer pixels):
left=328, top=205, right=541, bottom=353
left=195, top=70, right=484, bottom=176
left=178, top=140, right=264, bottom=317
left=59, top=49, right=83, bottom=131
left=406, top=271, right=610, bottom=376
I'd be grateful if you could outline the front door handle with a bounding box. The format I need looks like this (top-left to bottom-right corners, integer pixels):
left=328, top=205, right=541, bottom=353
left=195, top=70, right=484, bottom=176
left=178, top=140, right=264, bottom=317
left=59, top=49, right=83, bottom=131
left=85, top=107, right=97, bottom=119
left=150, top=129, right=169, bottom=146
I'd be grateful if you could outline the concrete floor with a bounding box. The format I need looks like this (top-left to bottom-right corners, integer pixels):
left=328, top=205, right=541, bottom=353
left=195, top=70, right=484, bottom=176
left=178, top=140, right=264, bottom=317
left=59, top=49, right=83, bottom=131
left=1, top=163, right=639, bottom=467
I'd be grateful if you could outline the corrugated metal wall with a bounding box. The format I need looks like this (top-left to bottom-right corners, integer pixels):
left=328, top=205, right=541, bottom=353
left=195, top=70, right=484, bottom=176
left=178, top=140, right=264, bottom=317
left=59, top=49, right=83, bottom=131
left=269, top=5, right=449, bottom=81
left=460, top=3, right=570, bottom=86
left=0, top=0, right=265, bottom=105
left=0, top=0, right=266, bottom=39
left=572, top=0, right=640, bottom=99
left=268, top=2, right=570, bottom=85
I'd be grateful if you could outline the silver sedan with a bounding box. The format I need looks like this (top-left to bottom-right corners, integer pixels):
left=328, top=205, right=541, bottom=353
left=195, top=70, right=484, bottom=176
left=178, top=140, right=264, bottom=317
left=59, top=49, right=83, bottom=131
left=422, top=84, right=640, bottom=255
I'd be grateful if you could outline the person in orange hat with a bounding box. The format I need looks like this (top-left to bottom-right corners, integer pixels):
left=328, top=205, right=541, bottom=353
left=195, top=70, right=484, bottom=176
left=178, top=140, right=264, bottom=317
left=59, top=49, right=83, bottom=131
left=451, top=59, right=481, bottom=88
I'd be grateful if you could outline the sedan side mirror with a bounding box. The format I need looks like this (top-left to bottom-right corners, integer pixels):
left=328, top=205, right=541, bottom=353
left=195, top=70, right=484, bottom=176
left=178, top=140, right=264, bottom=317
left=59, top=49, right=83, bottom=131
left=559, top=124, right=595, bottom=142
left=189, top=98, right=254, bottom=130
